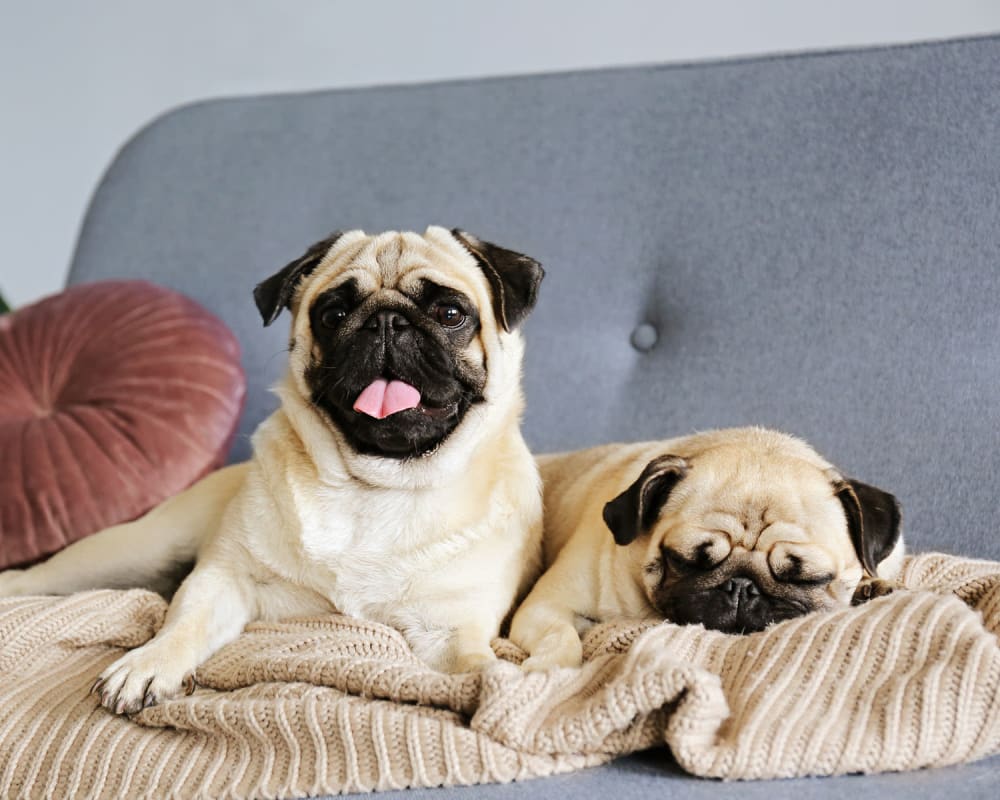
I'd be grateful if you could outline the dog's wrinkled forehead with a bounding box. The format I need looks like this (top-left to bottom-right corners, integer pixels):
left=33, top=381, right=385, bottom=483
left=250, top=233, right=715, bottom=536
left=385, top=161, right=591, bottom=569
left=660, top=447, right=843, bottom=553
left=254, top=225, right=544, bottom=334
left=298, top=228, right=490, bottom=319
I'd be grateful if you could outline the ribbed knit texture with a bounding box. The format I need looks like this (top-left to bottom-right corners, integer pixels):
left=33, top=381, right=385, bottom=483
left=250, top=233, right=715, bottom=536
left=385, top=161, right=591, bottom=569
left=2, top=552, right=999, bottom=798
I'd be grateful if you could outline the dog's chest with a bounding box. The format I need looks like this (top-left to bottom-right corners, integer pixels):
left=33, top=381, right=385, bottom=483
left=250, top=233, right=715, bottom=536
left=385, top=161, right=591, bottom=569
left=282, top=486, right=460, bottom=615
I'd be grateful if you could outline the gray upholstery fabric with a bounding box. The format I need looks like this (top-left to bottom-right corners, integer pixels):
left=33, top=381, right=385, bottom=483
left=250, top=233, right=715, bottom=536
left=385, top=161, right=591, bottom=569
left=374, top=749, right=1000, bottom=799
left=66, top=35, right=1000, bottom=796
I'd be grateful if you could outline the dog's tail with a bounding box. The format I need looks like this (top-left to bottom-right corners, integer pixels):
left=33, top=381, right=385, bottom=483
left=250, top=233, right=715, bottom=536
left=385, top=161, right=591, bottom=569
left=0, top=463, right=248, bottom=598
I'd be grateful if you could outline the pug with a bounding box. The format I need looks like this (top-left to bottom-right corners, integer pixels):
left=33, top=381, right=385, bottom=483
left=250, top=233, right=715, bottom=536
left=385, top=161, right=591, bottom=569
left=0, top=226, right=545, bottom=713
left=509, top=427, right=903, bottom=670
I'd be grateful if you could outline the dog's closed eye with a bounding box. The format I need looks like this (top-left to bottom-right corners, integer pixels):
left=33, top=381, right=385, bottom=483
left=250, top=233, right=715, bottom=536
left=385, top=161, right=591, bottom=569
left=769, top=545, right=835, bottom=586
left=662, top=542, right=727, bottom=574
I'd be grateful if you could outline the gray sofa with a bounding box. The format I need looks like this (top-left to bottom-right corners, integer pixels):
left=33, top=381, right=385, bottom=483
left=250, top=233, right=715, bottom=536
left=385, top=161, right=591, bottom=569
left=67, top=34, right=999, bottom=798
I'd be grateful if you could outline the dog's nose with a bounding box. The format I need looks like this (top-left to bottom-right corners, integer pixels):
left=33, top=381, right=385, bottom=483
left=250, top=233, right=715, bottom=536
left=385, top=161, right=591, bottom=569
left=364, top=310, right=411, bottom=333
left=721, top=576, right=760, bottom=602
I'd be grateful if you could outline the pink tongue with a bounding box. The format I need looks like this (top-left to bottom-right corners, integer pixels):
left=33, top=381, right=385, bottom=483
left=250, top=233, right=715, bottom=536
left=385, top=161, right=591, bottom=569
left=353, top=379, right=422, bottom=419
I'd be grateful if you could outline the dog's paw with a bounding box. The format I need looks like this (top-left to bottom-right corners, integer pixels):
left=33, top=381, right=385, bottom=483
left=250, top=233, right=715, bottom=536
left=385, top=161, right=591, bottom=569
left=519, top=628, right=583, bottom=672
left=92, top=641, right=196, bottom=715
left=0, top=569, right=26, bottom=598
left=452, top=649, right=497, bottom=673
left=851, top=577, right=903, bottom=606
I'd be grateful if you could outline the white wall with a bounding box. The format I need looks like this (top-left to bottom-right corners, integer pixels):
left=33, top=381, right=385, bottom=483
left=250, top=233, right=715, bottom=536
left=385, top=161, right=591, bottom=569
left=2, top=0, right=999, bottom=307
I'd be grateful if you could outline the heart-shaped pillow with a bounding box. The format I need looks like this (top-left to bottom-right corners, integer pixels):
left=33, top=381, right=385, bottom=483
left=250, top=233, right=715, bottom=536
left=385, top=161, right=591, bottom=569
left=0, top=280, right=245, bottom=569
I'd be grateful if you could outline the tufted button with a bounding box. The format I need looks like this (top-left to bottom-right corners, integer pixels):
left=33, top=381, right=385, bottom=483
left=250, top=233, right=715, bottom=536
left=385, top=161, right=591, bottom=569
left=630, top=323, right=659, bottom=353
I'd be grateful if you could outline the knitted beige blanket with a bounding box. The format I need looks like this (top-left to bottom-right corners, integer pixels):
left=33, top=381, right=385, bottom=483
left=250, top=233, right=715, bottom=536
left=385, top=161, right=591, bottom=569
left=1, top=552, right=999, bottom=799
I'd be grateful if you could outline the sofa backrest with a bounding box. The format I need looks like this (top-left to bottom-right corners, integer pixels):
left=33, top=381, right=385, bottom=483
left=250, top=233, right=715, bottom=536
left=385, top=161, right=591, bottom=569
left=68, top=36, right=1000, bottom=558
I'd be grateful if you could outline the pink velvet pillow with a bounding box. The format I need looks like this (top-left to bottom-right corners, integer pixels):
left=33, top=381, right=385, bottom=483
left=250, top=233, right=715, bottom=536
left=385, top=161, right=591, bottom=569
left=0, top=280, right=245, bottom=570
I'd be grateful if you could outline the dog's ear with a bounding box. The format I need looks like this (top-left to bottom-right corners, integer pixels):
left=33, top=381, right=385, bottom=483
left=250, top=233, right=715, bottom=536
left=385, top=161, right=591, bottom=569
left=602, top=455, right=688, bottom=546
left=834, top=478, right=902, bottom=576
left=253, top=231, right=344, bottom=326
left=450, top=229, right=544, bottom=331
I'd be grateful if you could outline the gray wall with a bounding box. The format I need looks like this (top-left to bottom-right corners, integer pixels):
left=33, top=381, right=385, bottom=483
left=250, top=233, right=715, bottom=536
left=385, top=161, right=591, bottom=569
left=2, top=0, right=1000, bottom=307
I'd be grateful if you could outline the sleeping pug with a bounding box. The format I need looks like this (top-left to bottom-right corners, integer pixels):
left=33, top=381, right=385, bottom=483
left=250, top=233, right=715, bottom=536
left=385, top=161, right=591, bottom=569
left=510, top=427, right=903, bottom=670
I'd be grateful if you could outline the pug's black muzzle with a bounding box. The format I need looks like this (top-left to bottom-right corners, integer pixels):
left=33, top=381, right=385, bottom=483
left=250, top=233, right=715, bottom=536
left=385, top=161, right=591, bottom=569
left=306, top=303, right=485, bottom=458
left=658, top=573, right=809, bottom=634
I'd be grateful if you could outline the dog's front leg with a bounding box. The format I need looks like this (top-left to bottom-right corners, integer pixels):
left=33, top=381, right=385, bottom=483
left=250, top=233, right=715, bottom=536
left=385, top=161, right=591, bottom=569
left=93, top=563, right=254, bottom=715
left=509, top=596, right=583, bottom=671
left=508, top=555, right=597, bottom=672
left=401, top=612, right=500, bottom=673
left=450, top=618, right=500, bottom=673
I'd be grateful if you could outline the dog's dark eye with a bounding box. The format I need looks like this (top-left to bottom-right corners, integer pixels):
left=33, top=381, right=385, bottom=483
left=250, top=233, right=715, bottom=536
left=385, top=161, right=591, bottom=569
left=434, top=305, right=466, bottom=328
left=320, top=307, right=348, bottom=328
